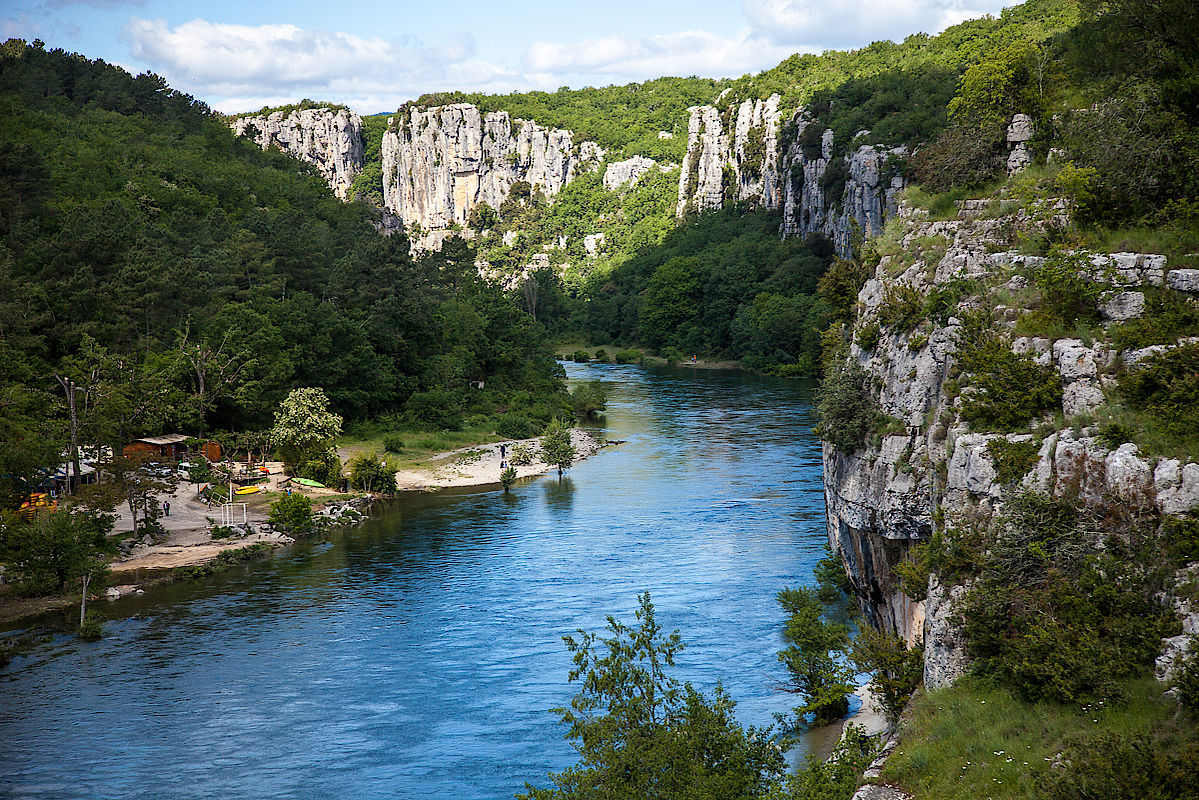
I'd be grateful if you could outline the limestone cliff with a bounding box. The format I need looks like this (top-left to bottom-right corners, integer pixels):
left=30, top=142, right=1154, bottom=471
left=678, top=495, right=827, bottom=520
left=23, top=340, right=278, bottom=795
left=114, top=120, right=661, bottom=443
left=231, top=107, right=364, bottom=200
left=823, top=197, right=1199, bottom=689
left=380, top=104, right=603, bottom=230
left=676, top=98, right=905, bottom=254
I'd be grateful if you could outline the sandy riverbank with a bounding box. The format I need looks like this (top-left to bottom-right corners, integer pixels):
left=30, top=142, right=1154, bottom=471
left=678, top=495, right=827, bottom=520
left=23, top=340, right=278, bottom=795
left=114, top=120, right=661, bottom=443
left=0, top=428, right=609, bottom=624
left=392, top=428, right=605, bottom=490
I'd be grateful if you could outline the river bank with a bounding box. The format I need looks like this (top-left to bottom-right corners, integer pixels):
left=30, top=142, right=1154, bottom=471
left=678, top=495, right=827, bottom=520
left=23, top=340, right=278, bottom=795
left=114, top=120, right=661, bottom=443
left=0, top=428, right=608, bottom=626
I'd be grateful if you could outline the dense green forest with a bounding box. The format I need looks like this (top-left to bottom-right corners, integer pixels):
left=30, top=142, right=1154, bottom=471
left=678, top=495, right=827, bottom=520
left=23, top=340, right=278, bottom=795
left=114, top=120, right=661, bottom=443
left=0, top=39, right=568, bottom=508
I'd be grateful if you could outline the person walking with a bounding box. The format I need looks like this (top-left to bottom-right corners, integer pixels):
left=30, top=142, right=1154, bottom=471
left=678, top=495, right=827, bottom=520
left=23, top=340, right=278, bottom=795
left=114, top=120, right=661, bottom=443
left=163, top=500, right=170, bottom=517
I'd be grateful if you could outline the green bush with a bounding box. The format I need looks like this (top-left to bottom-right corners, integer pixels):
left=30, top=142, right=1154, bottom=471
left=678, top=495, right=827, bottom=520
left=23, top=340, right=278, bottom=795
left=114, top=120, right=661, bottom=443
left=959, top=492, right=1177, bottom=704
left=569, top=380, right=607, bottom=420
left=1044, top=724, right=1199, bottom=800
left=661, top=346, right=684, bottom=364
left=348, top=453, right=396, bottom=494
left=815, top=359, right=881, bottom=453
left=955, top=313, right=1062, bottom=432
left=855, top=321, right=881, bottom=351
left=1178, top=643, right=1199, bottom=714
left=1110, top=289, right=1199, bottom=350
left=986, top=438, right=1040, bottom=485
left=495, top=413, right=541, bottom=440
left=877, top=284, right=925, bottom=331
left=78, top=611, right=104, bottom=641
left=593, top=348, right=609, bottom=362
left=297, top=447, right=342, bottom=486
left=892, top=545, right=931, bottom=601
left=908, top=123, right=1005, bottom=192
left=268, top=493, right=315, bottom=536
left=572, top=350, right=590, bottom=363
left=813, top=547, right=853, bottom=604
left=500, top=466, right=517, bottom=492
left=404, top=389, right=464, bottom=430
left=1020, top=250, right=1103, bottom=334
left=1162, top=513, right=1199, bottom=566
left=381, top=434, right=406, bottom=453
left=850, top=626, right=924, bottom=726
left=1097, top=422, right=1136, bottom=450
left=509, top=443, right=535, bottom=466
left=614, top=348, right=642, bottom=364
left=1118, top=342, right=1199, bottom=442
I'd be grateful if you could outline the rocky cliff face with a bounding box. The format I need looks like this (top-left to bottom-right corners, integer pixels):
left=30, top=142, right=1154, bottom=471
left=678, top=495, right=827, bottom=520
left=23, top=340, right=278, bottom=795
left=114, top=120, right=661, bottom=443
left=824, top=199, right=1199, bottom=689
left=676, top=98, right=905, bottom=254
left=380, top=104, right=603, bottom=230
left=231, top=108, right=364, bottom=200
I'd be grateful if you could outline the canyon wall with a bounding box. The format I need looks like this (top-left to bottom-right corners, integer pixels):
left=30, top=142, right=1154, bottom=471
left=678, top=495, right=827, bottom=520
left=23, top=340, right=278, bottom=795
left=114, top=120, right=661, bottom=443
left=230, top=107, right=364, bottom=200
left=380, top=104, right=603, bottom=230
left=823, top=198, right=1199, bottom=689
left=676, top=96, right=906, bottom=254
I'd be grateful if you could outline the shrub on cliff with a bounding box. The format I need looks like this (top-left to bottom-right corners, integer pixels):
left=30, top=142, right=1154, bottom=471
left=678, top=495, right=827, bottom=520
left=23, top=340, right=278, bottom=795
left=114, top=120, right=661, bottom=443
left=815, top=360, right=880, bottom=453
left=958, top=492, right=1177, bottom=704
left=954, top=313, right=1062, bottom=432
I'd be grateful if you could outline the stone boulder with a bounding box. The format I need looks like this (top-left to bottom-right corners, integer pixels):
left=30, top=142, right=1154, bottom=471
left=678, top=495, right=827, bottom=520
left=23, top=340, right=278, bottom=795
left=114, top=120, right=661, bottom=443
left=1168, top=269, right=1199, bottom=293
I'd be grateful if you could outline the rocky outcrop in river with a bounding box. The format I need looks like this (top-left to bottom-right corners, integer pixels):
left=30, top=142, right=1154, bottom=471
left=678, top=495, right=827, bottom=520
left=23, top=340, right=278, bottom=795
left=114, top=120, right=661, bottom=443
left=231, top=107, right=364, bottom=200
left=380, top=104, right=603, bottom=230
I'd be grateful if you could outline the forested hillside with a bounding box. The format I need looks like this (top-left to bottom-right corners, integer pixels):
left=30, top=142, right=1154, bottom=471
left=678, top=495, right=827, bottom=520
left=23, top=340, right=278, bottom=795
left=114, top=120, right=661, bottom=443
left=382, top=0, right=1199, bottom=376
left=0, top=40, right=567, bottom=507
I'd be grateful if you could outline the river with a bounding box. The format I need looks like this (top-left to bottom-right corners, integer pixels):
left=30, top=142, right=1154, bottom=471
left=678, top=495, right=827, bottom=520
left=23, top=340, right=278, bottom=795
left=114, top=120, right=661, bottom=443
left=0, top=362, right=836, bottom=799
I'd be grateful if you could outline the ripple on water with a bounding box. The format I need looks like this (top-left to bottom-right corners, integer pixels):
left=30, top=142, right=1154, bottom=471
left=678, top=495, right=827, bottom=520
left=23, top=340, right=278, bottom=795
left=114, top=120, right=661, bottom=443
left=1, top=364, right=830, bottom=800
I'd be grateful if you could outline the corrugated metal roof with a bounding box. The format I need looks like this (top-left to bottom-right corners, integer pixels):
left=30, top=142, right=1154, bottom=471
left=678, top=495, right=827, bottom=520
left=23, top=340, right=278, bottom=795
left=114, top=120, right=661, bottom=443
left=137, top=434, right=189, bottom=445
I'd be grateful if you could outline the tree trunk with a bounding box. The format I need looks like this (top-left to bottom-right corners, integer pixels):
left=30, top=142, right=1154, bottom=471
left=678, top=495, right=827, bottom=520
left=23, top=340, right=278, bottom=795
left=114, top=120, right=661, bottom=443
left=80, top=572, right=91, bottom=627
left=55, top=373, right=81, bottom=494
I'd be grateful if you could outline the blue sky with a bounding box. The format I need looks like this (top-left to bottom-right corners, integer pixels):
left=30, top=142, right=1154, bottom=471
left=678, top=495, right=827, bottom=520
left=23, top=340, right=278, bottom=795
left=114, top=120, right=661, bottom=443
left=3, top=0, right=1013, bottom=114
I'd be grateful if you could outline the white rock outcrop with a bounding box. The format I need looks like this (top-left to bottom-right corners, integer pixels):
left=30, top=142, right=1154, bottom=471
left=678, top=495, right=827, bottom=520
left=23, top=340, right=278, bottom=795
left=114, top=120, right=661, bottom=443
left=603, top=156, right=656, bottom=191
left=381, top=104, right=603, bottom=230
left=231, top=107, right=364, bottom=200
left=675, top=98, right=905, bottom=255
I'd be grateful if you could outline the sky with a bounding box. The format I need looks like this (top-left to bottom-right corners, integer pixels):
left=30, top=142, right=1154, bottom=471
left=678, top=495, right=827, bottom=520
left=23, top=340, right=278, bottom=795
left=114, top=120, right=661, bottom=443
left=3, top=0, right=1014, bottom=115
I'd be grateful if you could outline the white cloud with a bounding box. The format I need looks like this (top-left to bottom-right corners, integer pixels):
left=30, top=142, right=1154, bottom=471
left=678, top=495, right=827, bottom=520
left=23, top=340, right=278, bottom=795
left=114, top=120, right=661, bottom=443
left=522, top=29, right=796, bottom=85
left=123, top=17, right=499, bottom=113
left=742, top=0, right=1011, bottom=50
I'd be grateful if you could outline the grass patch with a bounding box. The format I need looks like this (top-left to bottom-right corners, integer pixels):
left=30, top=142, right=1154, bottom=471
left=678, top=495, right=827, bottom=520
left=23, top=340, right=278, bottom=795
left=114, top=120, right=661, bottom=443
left=339, top=427, right=502, bottom=471
left=882, top=677, right=1184, bottom=800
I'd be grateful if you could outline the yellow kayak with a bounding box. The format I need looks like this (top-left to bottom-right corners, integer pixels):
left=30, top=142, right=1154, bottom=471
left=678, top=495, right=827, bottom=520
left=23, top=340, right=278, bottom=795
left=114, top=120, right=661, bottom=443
left=235, top=485, right=262, bottom=495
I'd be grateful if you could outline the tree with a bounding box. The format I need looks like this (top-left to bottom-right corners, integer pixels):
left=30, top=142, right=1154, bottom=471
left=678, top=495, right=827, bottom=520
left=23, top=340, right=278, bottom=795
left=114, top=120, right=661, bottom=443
left=348, top=453, right=397, bottom=494
left=0, top=508, right=115, bottom=595
left=269, top=388, right=343, bottom=479
left=519, top=593, right=785, bottom=800
left=569, top=380, right=607, bottom=420
left=849, top=626, right=924, bottom=727
left=776, top=587, right=854, bottom=725
left=540, top=418, right=576, bottom=476
left=500, top=466, right=517, bottom=492
left=268, top=492, right=314, bottom=536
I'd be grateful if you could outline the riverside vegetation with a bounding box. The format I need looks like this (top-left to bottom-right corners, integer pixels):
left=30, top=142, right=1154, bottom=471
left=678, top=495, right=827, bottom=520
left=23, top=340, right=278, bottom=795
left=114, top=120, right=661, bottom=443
left=3, top=0, right=1199, bottom=795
